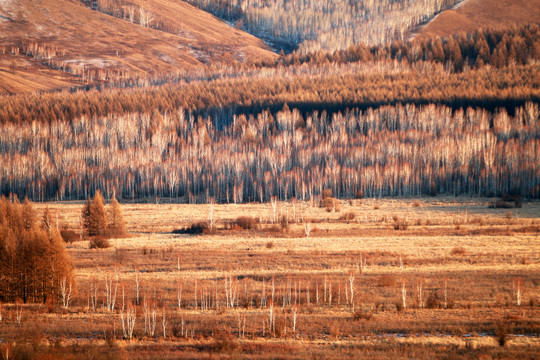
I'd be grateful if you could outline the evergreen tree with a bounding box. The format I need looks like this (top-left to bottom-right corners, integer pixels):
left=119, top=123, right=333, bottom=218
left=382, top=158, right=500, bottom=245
left=108, top=193, right=127, bottom=237
left=83, top=190, right=108, bottom=237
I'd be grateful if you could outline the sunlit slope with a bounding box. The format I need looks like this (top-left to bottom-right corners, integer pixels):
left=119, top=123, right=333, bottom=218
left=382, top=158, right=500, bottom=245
left=415, top=0, right=540, bottom=40
left=0, top=0, right=276, bottom=93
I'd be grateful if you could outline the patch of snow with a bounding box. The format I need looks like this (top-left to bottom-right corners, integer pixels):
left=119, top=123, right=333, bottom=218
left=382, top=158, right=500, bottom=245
left=63, top=59, right=118, bottom=68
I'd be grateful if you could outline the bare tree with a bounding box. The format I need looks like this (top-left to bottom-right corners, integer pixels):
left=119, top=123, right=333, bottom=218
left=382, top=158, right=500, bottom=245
left=139, top=7, right=154, bottom=27
left=59, top=277, right=73, bottom=309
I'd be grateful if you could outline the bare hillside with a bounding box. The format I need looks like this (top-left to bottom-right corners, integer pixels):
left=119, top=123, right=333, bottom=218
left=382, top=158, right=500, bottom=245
left=0, top=0, right=276, bottom=94
left=414, top=0, right=540, bottom=40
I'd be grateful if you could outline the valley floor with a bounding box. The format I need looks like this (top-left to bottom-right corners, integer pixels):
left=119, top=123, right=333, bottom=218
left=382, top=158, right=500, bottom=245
left=1, top=197, right=538, bottom=359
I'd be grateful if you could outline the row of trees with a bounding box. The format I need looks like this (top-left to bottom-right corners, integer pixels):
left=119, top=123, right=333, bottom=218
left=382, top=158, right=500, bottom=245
left=280, top=25, right=540, bottom=72
left=0, top=197, right=73, bottom=303
left=1, top=60, right=538, bottom=125
left=1, top=102, right=538, bottom=202
left=188, top=0, right=460, bottom=52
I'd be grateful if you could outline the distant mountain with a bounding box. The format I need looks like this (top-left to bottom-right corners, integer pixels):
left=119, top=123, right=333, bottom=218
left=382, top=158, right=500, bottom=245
left=0, top=0, right=276, bottom=94
left=413, top=0, right=540, bottom=40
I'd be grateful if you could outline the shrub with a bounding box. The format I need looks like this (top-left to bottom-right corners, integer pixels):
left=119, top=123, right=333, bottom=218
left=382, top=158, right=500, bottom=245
left=339, top=211, right=356, bottom=221
left=495, top=321, right=509, bottom=347
left=377, top=275, right=396, bottom=287
left=322, top=188, right=333, bottom=199
left=60, top=229, right=79, bottom=243
left=451, top=246, right=466, bottom=255
left=266, top=241, right=274, bottom=249
left=426, top=292, right=440, bottom=309
left=352, top=310, right=373, bottom=321
left=236, top=216, right=259, bottom=230
left=213, top=329, right=238, bottom=353
left=412, top=200, right=421, bottom=207
left=321, top=197, right=341, bottom=212
left=489, top=200, right=515, bottom=209
left=173, top=222, right=209, bottom=235
left=393, top=217, right=408, bottom=230
left=89, top=236, right=111, bottom=249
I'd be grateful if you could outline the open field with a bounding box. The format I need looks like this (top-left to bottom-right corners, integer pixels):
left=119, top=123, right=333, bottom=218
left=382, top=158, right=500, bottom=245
left=0, top=197, right=538, bottom=358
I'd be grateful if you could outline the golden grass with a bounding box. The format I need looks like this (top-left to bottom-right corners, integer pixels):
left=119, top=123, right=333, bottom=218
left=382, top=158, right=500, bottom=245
left=0, top=197, right=537, bottom=358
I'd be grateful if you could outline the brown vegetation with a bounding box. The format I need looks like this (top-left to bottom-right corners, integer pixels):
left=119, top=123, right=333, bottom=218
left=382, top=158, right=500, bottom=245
left=0, top=0, right=276, bottom=93
left=0, top=197, right=73, bottom=303
left=0, top=198, right=536, bottom=358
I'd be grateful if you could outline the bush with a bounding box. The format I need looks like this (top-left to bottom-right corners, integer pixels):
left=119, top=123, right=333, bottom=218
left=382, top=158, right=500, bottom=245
left=489, top=200, right=515, bottom=209
left=339, top=211, right=356, bottom=221
left=322, top=188, right=333, bottom=199
left=412, top=200, right=421, bottom=207
left=173, top=222, right=209, bottom=235
left=236, top=216, right=259, bottom=230
left=451, top=246, right=466, bottom=255
left=393, top=217, right=408, bottom=230
left=266, top=241, right=274, bottom=249
left=320, top=197, right=341, bottom=212
left=89, top=236, right=111, bottom=249
left=426, top=292, right=440, bottom=309
left=352, top=310, right=373, bottom=321
left=212, top=330, right=238, bottom=353
left=376, top=275, right=396, bottom=287
left=60, top=229, right=79, bottom=243
left=495, top=321, right=509, bottom=347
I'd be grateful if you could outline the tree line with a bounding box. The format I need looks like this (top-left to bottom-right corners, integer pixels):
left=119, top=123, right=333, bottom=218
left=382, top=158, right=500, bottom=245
left=280, top=24, right=540, bottom=72
left=0, top=60, right=537, bottom=125
left=1, top=102, right=537, bottom=202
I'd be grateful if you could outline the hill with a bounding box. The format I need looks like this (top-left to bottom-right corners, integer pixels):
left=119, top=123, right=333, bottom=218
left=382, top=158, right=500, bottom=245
left=0, top=0, right=276, bottom=94
left=413, top=0, right=540, bottom=40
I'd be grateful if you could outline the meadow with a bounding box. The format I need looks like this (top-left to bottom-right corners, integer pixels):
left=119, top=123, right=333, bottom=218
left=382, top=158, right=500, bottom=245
left=0, top=197, right=537, bottom=359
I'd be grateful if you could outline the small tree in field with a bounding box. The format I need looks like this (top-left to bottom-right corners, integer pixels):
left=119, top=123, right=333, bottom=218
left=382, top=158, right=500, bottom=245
left=108, top=193, right=127, bottom=237
left=82, top=190, right=108, bottom=237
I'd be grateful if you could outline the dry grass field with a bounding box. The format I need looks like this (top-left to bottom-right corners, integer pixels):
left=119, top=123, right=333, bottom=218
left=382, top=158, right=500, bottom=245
left=0, top=197, right=538, bottom=359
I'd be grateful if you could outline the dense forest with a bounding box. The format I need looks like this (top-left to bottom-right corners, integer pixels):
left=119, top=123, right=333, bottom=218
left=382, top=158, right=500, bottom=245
left=187, top=0, right=461, bottom=52
left=0, top=102, right=538, bottom=202
left=1, top=25, right=538, bottom=202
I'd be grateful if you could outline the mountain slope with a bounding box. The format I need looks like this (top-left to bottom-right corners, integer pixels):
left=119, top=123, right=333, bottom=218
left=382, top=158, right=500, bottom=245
left=414, top=0, right=540, bottom=40
left=0, top=0, right=276, bottom=94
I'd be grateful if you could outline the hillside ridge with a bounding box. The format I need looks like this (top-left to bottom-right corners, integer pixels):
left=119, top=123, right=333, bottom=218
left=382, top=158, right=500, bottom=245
left=0, top=0, right=276, bottom=94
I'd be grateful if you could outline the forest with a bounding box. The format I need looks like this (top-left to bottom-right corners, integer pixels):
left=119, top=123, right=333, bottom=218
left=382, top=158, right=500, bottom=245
left=186, top=0, right=461, bottom=52
left=1, top=102, right=538, bottom=202
left=0, top=24, right=539, bottom=202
